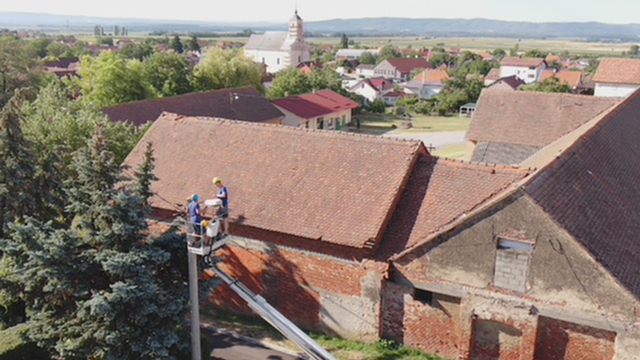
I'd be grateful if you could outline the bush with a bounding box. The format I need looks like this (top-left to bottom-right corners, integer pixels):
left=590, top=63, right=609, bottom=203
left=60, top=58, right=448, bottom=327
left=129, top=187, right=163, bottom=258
left=0, top=324, right=49, bottom=360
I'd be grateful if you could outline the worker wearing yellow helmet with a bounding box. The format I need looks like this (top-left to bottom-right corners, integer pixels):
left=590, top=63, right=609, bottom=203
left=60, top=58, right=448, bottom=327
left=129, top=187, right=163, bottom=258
left=213, top=177, right=229, bottom=236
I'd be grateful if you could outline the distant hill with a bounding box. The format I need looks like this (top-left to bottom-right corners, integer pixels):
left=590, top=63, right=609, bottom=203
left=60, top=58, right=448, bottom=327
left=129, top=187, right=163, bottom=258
left=2, top=12, right=640, bottom=40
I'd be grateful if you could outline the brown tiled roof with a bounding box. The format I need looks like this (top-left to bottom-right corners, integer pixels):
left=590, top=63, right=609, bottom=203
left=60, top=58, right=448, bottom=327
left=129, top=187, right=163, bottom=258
left=102, top=87, right=284, bottom=127
left=485, top=68, right=501, bottom=81
left=413, top=69, right=450, bottom=83
left=525, top=88, right=640, bottom=298
left=592, top=58, right=640, bottom=85
left=488, top=75, right=526, bottom=90
left=386, top=58, right=433, bottom=73
left=500, top=56, right=546, bottom=67
left=377, top=154, right=529, bottom=258
left=466, top=89, right=619, bottom=147
left=541, top=70, right=583, bottom=89
left=123, top=113, right=423, bottom=249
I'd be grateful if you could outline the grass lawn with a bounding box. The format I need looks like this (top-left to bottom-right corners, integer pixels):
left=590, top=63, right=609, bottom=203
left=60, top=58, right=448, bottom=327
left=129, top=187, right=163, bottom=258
left=431, top=143, right=467, bottom=159
left=356, top=113, right=471, bottom=135
left=200, top=305, right=448, bottom=360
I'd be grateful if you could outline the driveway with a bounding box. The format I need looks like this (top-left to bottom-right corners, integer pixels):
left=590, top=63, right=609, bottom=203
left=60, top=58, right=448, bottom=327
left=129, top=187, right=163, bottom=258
left=202, top=326, right=302, bottom=360
left=382, top=130, right=466, bottom=150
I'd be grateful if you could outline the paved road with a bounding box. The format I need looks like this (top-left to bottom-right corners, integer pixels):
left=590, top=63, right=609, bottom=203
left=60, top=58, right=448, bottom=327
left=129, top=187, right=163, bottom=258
left=202, top=327, right=302, bottom=360
left=382, top=130, right=466, bottom=150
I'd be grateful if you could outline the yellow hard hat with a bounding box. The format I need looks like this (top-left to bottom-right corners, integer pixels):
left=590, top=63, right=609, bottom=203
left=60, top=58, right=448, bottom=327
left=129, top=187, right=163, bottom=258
left=202, top=220, right=210, bottom=228
left=212, top=177, right=222, bottom=184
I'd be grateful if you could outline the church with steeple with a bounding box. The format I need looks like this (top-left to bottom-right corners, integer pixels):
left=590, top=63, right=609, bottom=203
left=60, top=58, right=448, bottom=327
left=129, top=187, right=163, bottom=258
left=244, top=10, right=312, bottom=73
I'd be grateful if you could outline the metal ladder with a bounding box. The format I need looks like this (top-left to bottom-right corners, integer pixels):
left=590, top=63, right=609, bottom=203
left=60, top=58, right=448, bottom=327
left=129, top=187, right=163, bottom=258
left=210, top=262, right=337, bottom=360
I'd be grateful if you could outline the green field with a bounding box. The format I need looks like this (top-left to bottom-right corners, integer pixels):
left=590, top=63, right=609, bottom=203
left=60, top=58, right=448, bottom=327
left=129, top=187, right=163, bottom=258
left=356, top=113, right=471, bottom=134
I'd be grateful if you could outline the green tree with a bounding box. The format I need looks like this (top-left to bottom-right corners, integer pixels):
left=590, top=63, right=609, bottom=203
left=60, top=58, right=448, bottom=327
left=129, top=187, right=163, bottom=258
left=192, top=48, right=264, bottom=92
left=0, top=92, right=37, bottom=239
left=428, top=52, right=453, bottom=68
left=29, top=38, right=52, bottom=58
left=72, top=51, right=155, bottom=108
left=359, top=51, right=377, bottom=65
left=339, top=33, right=349, bottom=49
left=509, top=42, right=520, bottom=56
left=492, top=48, right=506, bottom=59
left=0, top=36, right=44, bottom=108
left=118, top=42, right=154, bottom=61
left=629, top=44, right=639, bottom=57
left=142, top=51, right=194, bottom=97
left=45, top=42, right=72, bottom=58
left=521, top=76, right=572, bottom=93
left=21, top=83, right=144, bottom=174
left=367, top=98, right=386, bottom=113
left=377, top=44, right=399, bottom=63
left=266, top=67, right=310, bottom=98
left=169, top=35, right=184, bottom=54
left=524, top=49, right=547, bottom=58
left=96, top=37, right=114, bottom=46
left=434, top=70, right=484, bottom=115
left=185, top=34, right=201, bottom=53
left=0, top=129, right=190, bottom=360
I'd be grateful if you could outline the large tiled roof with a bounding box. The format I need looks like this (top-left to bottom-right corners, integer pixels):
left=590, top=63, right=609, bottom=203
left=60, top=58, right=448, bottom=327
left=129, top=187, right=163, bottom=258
left=525, top=88, right=640, bottom=298
left=271, top=90, right=360, bottom=119
left=102, top=87, right=284, bottom=127
left=488, top=75, right=526, bottom=90
left=244, top=32, right=288, bottom=51
left=378, top=155, right=529, bottom=257
left=467, top=89, right=619, bottom=147
left=592, top=58, right=640, bottom=85
left=500, top=56, right=546, bottom=67
left=123, top=113, right=423, bottom=249
left=385, top=58, right=433, bottom=73
left=413, top=69, right=450, bottom=84
left=471, top=142, right=541, bottom=166
left=540, top=70, right=582, bottom=89
left=485, top=68, right=501, bottom=81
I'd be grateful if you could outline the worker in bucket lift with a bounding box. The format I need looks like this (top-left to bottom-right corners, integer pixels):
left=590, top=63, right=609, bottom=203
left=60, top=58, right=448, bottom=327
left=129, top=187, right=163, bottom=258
left=212, top=177, right=229, bottom=236
left=187, top=194, right=205, bottom=244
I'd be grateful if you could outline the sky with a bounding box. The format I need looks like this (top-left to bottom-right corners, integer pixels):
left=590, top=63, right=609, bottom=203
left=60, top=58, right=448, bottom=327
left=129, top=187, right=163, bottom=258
left=1, top=0, right=640, bottom=25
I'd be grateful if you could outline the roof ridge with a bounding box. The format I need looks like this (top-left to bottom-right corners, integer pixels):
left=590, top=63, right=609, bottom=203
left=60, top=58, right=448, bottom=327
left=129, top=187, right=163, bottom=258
left=434, top=155, right=533, bottom=174
left=167, top=114, right=422, bottom=145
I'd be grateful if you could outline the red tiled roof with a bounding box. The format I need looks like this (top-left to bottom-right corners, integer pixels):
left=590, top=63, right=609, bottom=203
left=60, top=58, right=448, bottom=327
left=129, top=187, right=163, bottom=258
left=367, top=77, right=394, bottom=91
left=466, top=89, right=619, bottom=147
left=413, top=69, right=450, bottom=83
left=540, top=70, right=582, bottom=89
left=386, top=57, right=433, bottom=73
left=271, top=90, right=359, bottom=119
left=102, top=87, right=284, bottom=127
left=485, top=68, right=501, bottom=81
left=123, top=113, right=423, bottom=249
left=378, top=154, right=529, bottom=257
left=500, top=56, right=546, bottom=67
left=592, top=58, right=640, bottom=85
left=525, top=88, right=640, bottom=298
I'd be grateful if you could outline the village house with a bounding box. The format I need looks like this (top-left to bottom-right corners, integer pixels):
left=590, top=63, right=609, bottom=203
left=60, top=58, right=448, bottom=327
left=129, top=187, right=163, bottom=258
left=540, top=69, right=584, bottom=93
left=335, top=49, right=379, bottom=62
left=122, top=86, right=640, bottom=358
left=43, top=57, right=79, bottom=79
left=102, top=86, right=284, bottom=127
left=403, top=69, right=450, bottom=99
left=296, top=60, right=323, bottom=74
left=348, top=77, right=395, bottom=104
left=243, top=10, right=311, bottom=73
left=270, top=89, right=360, bottom=129
left=592, top=57, right=640, bottom=98
left=499, top=56, right=547, bottom=84
left=383, top=89, right=640, bottom=359
left=485, top=75, right=526, bottom=91
left=484, top=68, right=501, bottom=86
left=373, top=58, right=432, bottom=82
left=355, top=64, right=376, bottom=78
left=465, top=89, right=618, bottom=165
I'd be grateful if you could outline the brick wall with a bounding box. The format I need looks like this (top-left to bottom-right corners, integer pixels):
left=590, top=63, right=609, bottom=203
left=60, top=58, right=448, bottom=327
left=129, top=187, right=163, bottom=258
left=209, top=239, right=380, bottom=336
left=469, top=319, right=523, bottom=360
left=534, top=316, right=615, bottom=360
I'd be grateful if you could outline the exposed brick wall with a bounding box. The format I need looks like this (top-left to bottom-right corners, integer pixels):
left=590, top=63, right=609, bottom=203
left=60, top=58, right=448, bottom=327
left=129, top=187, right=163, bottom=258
left=469, top=319, right=523, bottom=360
left=209, top=241, right=377, bottom=333
left=534, top=316, right=615, bottom=360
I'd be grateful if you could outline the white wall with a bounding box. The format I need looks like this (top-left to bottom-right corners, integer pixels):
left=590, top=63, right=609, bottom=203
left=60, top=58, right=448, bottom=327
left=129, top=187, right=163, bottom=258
left=245, top=49, right=288, bottom=73
left=500, top=65, right=542, bottom=84
left=594, top=83, right=639, bottom=98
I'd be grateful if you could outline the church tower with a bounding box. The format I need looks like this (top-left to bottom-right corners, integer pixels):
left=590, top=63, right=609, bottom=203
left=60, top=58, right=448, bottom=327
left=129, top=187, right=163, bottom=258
left=288, top=10, right=304, bottom=42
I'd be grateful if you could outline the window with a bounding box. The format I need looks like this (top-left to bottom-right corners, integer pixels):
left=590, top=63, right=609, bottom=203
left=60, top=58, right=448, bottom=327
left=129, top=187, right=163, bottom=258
left=317, top=118, right=324, bottom=129
left=298, top=56, right=301, bottom=63
left=528, top=74, right=535, bottom=78
left=494, top=236, right=534, bottom=293
left=262, top=57, right=265, bottom=64
left=413, top=288, right=461, bottom=317
left=277, top=58, right=280, bottom=65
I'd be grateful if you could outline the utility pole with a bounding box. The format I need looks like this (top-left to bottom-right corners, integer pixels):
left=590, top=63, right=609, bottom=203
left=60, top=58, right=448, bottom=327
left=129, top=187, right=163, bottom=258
left=188, top=250, right=201, bottom=360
